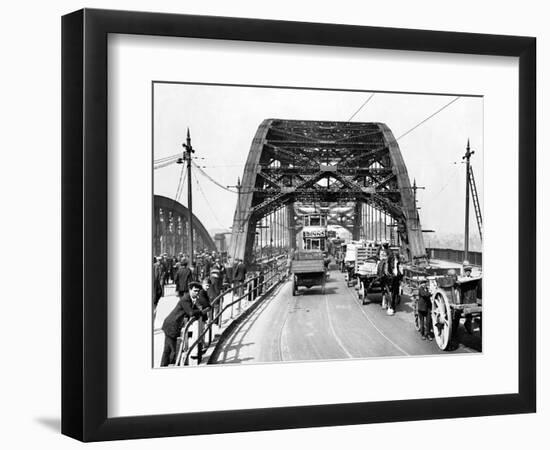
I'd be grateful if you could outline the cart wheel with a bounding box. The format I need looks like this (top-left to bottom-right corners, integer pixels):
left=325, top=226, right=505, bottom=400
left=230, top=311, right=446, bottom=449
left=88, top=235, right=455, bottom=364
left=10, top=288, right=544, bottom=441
left=432, top=291, right=452, bottom=350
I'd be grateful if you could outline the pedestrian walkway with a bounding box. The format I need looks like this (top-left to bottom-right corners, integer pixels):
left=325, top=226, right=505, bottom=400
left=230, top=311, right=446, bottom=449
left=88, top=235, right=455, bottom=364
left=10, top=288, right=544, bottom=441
left=153, top=279, right=286, bottom=367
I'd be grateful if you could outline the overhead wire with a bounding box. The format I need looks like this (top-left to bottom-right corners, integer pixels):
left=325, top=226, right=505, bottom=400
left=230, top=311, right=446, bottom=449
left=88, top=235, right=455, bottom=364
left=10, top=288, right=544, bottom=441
left=347, top=93, right=375, bottom=122
left=154, top=158, right=179, bottom=170
left=191, top=160, right=236, bottom=193
left=174, top=163, right=186, bottom=203
left=192, top=170, right=225, bottom=228
left=177, top=170, right=188, bottom=203
left=396, top=96, right=461, bottom=141
left=423, top=163, right=461, bottom=202
left=163, top=96, right=463, bottom=232
left=154, top=152, right=181, bottom=164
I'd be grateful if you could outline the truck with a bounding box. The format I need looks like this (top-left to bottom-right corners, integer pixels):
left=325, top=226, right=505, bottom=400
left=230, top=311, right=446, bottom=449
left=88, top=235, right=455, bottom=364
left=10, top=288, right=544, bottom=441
left=290, top=250, right=327, bottom=296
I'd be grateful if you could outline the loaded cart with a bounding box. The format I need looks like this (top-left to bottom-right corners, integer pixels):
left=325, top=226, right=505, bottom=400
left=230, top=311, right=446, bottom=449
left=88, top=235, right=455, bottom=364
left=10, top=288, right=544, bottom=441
left=343, top=243, right=358, bottom=286
left=356, top=258, right=380, bottom=304
left=403, top=267, right=482, bottom=351
left=291, top=250, right=326, bottom=296
left=430, top=274, right=482, bottom=350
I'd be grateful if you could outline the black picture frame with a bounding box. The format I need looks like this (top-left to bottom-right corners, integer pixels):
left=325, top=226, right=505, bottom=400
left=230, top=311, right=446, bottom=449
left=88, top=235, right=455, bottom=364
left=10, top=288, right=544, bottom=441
left=62, top=8, right=536, bottom=442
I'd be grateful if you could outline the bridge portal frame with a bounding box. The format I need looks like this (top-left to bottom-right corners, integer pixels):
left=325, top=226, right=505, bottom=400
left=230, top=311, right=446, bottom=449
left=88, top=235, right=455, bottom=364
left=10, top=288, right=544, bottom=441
left=228, top=119, right=425, bottom=265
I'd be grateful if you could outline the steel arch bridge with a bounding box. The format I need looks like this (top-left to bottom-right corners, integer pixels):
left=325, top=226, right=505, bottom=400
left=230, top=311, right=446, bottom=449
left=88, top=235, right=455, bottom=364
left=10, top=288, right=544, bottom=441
left=154, top=195, right=216, bottom=257
left=228, top=119, right=425, bottom=265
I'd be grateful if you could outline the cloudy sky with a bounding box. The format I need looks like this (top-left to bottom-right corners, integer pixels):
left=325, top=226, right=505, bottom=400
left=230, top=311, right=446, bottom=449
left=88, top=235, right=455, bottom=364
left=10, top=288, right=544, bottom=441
left=153, top=82, right=483, bottom=243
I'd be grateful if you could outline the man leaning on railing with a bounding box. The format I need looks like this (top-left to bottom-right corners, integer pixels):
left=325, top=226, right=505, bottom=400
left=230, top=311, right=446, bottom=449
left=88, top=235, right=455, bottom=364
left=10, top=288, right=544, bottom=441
left=160, top=281, right=202, bottom=367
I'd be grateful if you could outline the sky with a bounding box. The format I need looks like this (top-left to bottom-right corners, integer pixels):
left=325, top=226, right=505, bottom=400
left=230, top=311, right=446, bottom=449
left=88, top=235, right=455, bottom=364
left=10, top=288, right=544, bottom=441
left=153, top=82, right=483, bottom=244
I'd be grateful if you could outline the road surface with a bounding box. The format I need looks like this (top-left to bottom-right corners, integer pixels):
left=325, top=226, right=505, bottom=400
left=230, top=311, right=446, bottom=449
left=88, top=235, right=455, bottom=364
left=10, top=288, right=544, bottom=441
left=211, top=269, right=481, bottom=364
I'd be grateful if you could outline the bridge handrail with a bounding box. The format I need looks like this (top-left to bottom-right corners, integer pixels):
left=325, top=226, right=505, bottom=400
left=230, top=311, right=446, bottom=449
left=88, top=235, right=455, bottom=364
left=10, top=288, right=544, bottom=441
left=178, top=256, right=288, bottom=366
left=426, top=247, right=482, bottom=266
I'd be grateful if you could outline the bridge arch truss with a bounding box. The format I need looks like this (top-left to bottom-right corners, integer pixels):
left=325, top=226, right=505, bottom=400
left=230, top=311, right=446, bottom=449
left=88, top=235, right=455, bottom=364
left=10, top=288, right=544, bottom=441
left=228, top=119, right=425, bottom=264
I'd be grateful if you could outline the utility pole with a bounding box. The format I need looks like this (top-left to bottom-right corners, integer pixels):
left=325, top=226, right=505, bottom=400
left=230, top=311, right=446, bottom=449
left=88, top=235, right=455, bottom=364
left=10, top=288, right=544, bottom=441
left=463, top=139, right=474, bottom=262
left=411, top=178, right=425, bottom=230
left=178, top=128, right=195, bottom=265
left=228, top=177, right=243, bottom=263
left=227, top=177, right=242, bottom=232
left=228, top=177, right=242, bottom=231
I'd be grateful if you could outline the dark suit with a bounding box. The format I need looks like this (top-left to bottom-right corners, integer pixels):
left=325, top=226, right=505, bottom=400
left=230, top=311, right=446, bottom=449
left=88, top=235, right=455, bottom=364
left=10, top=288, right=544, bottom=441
left=196, top=290, right=212, bottom=322
left=153, top=262, right=163, bottom=307
left=233, top=263, right=247, bottom=282
left=417, top=284, right=432, bottom=337
left=162, top=293, right=195, bottom=339
left=174, top=266, right=192, bottom=295
left=160, top=293, right=195, bottom=367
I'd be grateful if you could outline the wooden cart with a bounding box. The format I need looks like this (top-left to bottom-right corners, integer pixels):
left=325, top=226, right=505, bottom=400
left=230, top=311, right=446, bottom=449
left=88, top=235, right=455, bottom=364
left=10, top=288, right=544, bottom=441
left=430, top=274, right=482, bottom=350
left=403, top=267, right=482, bottom=351
left=355, top=258, right=380, bottom=304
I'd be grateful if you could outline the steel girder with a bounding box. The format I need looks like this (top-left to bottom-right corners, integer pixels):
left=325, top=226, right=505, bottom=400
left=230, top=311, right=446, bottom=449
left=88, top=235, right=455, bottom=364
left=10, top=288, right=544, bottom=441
left=228, top=119, right=425, bottom=264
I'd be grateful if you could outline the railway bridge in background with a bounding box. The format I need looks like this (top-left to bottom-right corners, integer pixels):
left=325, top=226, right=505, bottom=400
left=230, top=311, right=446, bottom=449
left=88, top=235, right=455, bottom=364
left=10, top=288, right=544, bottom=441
left=228, top=119, right=426, bottom=265
left=153, top=195, right=216, bottom=257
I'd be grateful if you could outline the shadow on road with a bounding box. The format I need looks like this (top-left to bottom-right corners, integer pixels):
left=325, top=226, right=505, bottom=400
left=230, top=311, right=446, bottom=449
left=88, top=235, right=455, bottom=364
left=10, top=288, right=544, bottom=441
left=294, top=286, right=337, bottom=296
left=212, top=284, right=284, bottom=364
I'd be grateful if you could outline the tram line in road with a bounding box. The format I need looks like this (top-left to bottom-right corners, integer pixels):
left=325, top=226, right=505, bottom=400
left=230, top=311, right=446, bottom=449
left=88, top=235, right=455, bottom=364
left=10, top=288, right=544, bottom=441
left=212, top=269, right=460, bottom=364
left=324, top=292, right=355, bottom=358
left=344, top=280, right=410, bottom=356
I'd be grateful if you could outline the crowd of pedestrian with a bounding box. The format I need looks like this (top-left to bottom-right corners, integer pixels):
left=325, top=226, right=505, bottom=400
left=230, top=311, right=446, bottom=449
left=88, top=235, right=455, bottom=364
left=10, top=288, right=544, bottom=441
left=155, top=250, right=279, bottom=366
left=153, top=250, right=231, bottom=313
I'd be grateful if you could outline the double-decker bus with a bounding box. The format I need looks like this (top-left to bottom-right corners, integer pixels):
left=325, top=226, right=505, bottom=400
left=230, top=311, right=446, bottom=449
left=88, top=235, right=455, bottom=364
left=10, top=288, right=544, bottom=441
left=301, top=214, right=328, bottom=251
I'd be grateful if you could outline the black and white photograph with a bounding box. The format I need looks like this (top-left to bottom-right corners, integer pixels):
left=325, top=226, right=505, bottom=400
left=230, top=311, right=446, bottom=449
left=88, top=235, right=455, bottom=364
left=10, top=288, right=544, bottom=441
left=1, top=0, right=543, bottom=447
left=152, top=83, right=483, bottom=368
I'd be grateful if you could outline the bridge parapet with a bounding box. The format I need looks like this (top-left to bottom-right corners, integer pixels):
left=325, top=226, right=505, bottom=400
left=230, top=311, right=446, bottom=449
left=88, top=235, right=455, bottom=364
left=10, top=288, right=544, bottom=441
left=427, top=247, right=482, bottom=267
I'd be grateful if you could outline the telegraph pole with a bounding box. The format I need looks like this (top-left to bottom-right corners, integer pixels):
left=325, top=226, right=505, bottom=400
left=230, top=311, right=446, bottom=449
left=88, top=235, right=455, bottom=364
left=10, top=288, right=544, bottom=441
left=463, top=139, right=474, bottom=262
left=228, top=177, right=242, bottom=231
left=178, top=128, right=195, bottom=265
left=411, top=178, right=425, bottom=230
left=228, top=177, right=242, bottom=263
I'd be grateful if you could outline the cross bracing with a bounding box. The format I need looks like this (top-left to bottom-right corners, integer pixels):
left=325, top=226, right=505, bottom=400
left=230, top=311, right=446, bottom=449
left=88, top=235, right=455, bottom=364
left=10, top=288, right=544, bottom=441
left=228, top=119, right=425, bottom=264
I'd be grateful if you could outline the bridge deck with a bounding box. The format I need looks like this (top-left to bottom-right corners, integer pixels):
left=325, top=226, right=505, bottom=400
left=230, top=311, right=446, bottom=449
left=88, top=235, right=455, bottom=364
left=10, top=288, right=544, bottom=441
left=211, top=270, right=480, bottom=364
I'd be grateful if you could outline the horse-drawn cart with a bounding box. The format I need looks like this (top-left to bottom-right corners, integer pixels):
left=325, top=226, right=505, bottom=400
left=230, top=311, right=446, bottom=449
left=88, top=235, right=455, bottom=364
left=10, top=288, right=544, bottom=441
left=356, top=258, right=380, bottom=304
left=430, top=274, right=482, bottom=350
left=405, top=267, right=482, bottom=350
left=343, top=241, right=378, bottom=287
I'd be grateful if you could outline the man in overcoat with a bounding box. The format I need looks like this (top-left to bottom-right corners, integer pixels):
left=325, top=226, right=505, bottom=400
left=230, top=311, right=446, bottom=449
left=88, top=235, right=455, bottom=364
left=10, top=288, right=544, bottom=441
left=386, top=248, right=403, bottom=316
left=160, top=281, right=202, bottom=366
left=233, top=258, right=247, bottom=298
left=153, top=257, right=163, bottom=314
left=174, top=259, right=192, bottom=297
left=417, top=280, right=433, bottom=340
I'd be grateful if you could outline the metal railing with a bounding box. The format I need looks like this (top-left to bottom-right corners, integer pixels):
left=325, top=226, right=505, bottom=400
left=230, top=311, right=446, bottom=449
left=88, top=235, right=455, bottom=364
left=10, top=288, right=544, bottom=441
left=427, top=247, right=482, bottom=267
left=173, top=255, right=289, bottom=366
